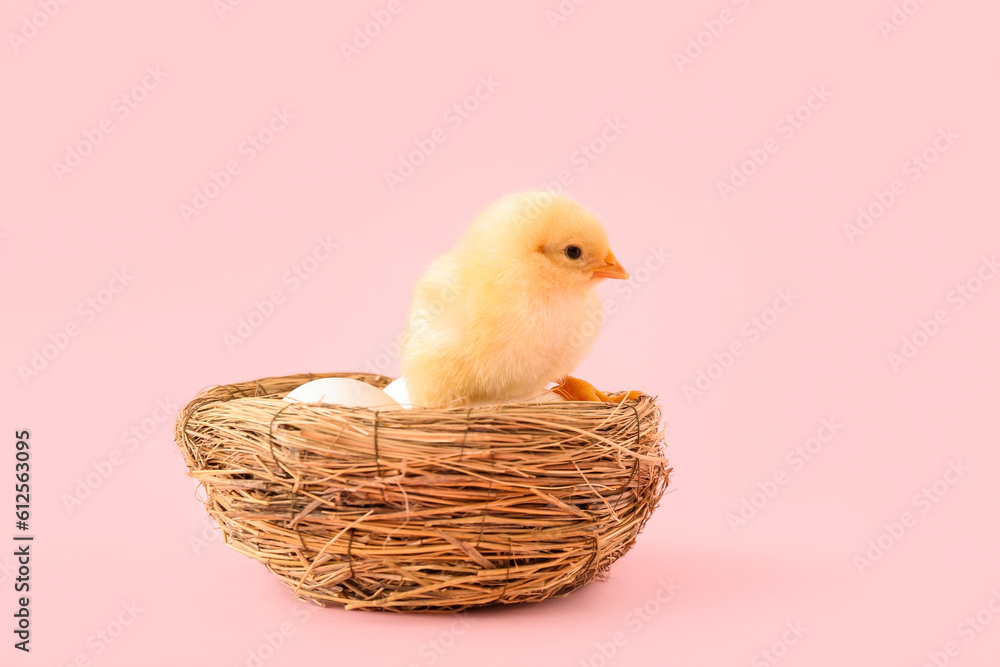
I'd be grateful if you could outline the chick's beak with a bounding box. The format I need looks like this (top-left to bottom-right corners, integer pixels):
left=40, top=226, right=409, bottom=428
left=591, top=249, right=629, bottom=280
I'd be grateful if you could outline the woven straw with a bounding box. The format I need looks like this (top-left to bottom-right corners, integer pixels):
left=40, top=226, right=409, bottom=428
left=175, top=372, right=670, bottom=612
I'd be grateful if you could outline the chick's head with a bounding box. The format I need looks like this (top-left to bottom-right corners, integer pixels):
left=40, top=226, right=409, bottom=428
left=466, top=192, right=629, bottom=293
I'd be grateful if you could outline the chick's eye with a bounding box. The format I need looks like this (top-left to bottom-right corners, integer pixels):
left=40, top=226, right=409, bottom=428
left=564, top=245, right=582, bottom=260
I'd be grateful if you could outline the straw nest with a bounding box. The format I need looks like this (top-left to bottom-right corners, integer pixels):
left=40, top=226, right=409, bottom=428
left=176, top=372, right=670, bottom=612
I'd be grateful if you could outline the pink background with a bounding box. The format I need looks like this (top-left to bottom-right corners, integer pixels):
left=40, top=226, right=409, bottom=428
left=3, top=0, right=999, bottom=665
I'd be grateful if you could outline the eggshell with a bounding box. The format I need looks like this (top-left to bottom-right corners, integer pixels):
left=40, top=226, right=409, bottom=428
left=283, top=378, right=402, bottom=410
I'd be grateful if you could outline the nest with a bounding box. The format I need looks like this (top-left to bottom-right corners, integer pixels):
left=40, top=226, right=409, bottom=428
left=175, top=372, right=670, bottom=613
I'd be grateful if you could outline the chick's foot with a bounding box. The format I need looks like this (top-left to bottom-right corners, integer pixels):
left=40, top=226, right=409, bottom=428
left=552, top=376, right=642, bottom=403
left=552, top=375, right=603, bottom=401
left=601, top=389, right=644, bottom=403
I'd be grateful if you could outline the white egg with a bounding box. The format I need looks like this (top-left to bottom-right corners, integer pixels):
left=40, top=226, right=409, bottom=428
left=382, top=376, right=413, bottom=408
left=283, top=378, right=402, bottom=410
left=381, top=375, right=564, bottom=408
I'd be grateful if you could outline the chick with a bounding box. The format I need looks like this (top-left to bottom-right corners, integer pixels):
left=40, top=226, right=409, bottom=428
left=401, top=192, right=639, bottom=407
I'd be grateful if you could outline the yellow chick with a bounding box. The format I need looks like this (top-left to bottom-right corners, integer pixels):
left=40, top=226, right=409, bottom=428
left=401, top=192, right=639, bottom=407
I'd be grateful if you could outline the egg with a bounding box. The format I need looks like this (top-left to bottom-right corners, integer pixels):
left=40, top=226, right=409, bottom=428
left=382, top=376, right=412, bottom=407
left=382, top=376, right=563, bottom=408
left=283, top=378, right=402, bottom=410
left=284, top=376, right=566, bottom=410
